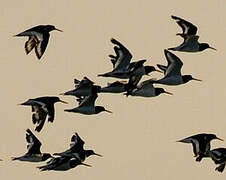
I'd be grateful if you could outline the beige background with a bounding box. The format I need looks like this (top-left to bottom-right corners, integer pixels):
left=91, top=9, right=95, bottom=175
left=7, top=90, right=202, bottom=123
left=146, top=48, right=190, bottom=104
left=1, top=0, right=226, bottom=179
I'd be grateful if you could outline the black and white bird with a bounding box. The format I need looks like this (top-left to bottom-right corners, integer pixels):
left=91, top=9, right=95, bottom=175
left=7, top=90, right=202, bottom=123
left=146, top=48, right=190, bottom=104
left=60, top=77, right=101, bottom=98
left=177, top=133, right=223, bottom=162
left=208, top=148, right=226, bottom=172
left=125, top=79, right=173, bottom=97
left=168, top=15, right=216, bottom=52
left=19, top=96, right=67, bottom=132
left=64, top=92, right=112, bottom=115
left=154, top=50, right=201, bottom=85
left=14, top=25, right=63, bottom=59
left=37, top=156, right=91, bottom=171
left=53, top=132, right=102, bottom=162
left=12, top=129, right=52, bottom=162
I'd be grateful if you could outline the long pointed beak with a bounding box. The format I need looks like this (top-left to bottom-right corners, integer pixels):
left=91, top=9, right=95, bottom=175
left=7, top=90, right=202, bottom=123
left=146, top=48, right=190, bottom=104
left=81, top=163, right=92, bottom=167
left=59, top=93, right=65, bottom=95
left=164, top=91, right=173, bottom=95
left=216, top=137, right=224, bottom=141
left=59, top=100, right=68, bottom=104
left=192, top=78, right=202, bottom=82
left=105, top=109, right=112, bottom=113
left=55, top=28, right=63, bottom=32
left=209, top=47, right=217, bottom=51
left=94, top=153, right=103, bottom=157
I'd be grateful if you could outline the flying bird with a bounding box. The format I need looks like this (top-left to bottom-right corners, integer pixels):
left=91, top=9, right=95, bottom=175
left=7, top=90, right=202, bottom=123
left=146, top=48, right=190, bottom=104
left=168, top=15, right=216, bottom=52
left=98, top=38, right=133, bottom=78
left=208, top=148, right=226, bottom=172
left=125, top=79, right=173, bottom=97
left=154, top=50, right=202, bottom=85
left=53, top=132, right=102, bottom=162
left=12, top=129, right=52, bottom=162
left=64, top=92, right=112, bottom=115
left=60, top=77, right=101, bottom=98
left=14, top=25, right=63, bottom=59
left=177, top=133, right=223, bottom=162
left=37, top=156, right=91, bottom=171
left=19, top=96, right=67, bottom=132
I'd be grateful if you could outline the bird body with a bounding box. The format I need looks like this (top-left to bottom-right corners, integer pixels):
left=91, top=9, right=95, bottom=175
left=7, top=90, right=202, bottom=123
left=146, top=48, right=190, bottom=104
left=100, top=81, right=127, bottom=93
left=14, top=25, right=63, bottom=59
left=127, top=79, right=172, bottom=97
left=64, top=93, right=112, bottom=115
left=19, top=96, right=67, bottom=132
left=61, top=77, right=101, bottom=98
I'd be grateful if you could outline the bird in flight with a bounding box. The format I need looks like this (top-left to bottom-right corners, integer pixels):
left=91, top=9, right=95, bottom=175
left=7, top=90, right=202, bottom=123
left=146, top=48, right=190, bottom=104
left=14, top=25, right=63, bottom=59
left=168, top=15, right=216, bottom=52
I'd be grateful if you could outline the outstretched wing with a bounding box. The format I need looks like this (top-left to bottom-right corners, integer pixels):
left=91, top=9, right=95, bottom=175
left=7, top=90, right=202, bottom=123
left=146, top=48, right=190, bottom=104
left=26, top=129, right=41, bottom=155
left=164, top=50, right=183, bottom=77
left=171, top=15, right=198, bottom=35
left=35, top=33, right=50, bottom=59
left=110, top=38, right=133, bottom=72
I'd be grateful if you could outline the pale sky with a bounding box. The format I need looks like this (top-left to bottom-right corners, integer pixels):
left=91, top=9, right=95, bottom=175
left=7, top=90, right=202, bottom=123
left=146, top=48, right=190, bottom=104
left=1, top=0, right=226, bottom=179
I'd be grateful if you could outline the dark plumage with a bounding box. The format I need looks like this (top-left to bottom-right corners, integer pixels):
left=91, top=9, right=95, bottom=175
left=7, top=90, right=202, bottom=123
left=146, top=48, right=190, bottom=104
left=209, top=148, right=226, bottom=172
left=168, top=15, right=216, bottom=52
left=12, top=129, right=52, bottom=162
left=14, top=25, right=63, bottom=59
left=177, top=133, right=223, bottom=162
left=19, top=96, right=67, bottom=132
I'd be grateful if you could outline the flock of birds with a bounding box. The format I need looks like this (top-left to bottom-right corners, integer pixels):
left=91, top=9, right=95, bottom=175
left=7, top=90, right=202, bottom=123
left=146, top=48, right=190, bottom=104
left=2, top=15, right=226, bottom=173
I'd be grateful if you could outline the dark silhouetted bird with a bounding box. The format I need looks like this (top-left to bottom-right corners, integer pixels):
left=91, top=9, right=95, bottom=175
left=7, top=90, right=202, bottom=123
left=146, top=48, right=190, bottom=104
left=19, top=96, right=67, bottom=132
left=14, top=25, right=63, bottom=59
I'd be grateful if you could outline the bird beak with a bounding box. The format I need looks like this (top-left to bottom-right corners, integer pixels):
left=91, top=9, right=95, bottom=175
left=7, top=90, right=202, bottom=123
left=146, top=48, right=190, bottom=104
left=55, top=28, right=63, bottom=32
left=59, top=100, right=68, bottom=104
left=94, top=153, right=103, bottom=157
left=209, top=47, right=217, bottom=51
left=105, top=109, right=113, bottom=113
left=216, top=137, right=224, bottom=141
left=59, top=93, right=65, bottom=95
left=164, top=91, right=173, bottom=95
left=81, top=163, right=92, bottom=167
left=192, top=78, right=202, bottom=81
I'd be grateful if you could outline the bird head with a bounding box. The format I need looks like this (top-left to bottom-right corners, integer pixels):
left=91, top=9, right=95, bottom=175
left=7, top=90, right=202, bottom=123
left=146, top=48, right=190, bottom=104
left=44, top=25, right=63, bottom=32
left=95, top=106, right=112, bottom=114
left=207, top=134, right=223, bottom=141
left=85, top=150, right=102, bottom=157
left=182, top=75, right=202, bottom=83
left=199, top=43, right=216, bottom=51
left=155, top=88, right=173, bottom=96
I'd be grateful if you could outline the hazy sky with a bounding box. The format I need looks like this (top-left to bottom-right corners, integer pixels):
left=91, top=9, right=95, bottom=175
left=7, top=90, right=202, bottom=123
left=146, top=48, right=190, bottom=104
left=1, top=0, right=226, bottom=179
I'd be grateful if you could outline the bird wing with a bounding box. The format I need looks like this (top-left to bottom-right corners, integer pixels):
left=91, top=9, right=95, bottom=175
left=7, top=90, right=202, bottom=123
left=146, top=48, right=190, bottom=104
left=70, top=132, right=85, bottom=150
left=26, top=129, right=41, bottom=155
left=164, top=50, right=183, bottom=77
left=171, top=15, right=198, bottom=35
left=75, top=77, right=94, bottom=89
left=79, top=93, right=98, bottom=108
left=31, top=105, right=48, bottom=132
left=110, top=38, right=133, bottom=72
left=46, top=104, right=55, bottom=122
left=35, top=33, right=50, bottom=59
left=25, top=36, right=39, bottom=54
